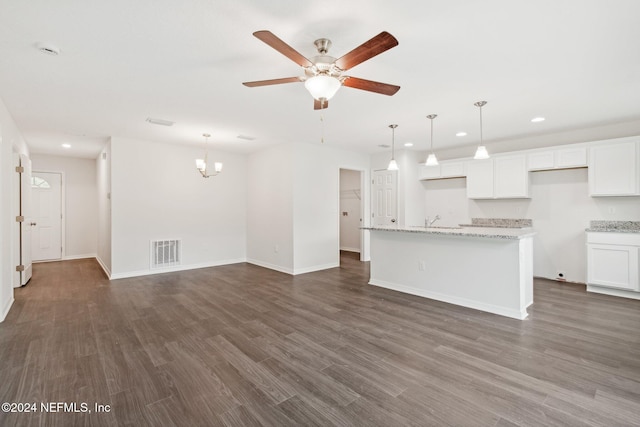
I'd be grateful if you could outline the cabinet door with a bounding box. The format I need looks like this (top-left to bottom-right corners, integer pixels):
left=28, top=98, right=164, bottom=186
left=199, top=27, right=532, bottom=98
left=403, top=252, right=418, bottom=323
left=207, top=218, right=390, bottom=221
left=527, top=151, right=555, bottom=170
left=440, top=161, right=466, bottom=178
left=419, top=165, right=441, bottom=180
left=589, top=142, right=639, bottom=196
left=494, top=155, right=529, bottom=198
left=556, top=147, right=587, bottom=168
left=466, top=159, right=494, bottom=199
left=587, top=244, right=639, bottom=290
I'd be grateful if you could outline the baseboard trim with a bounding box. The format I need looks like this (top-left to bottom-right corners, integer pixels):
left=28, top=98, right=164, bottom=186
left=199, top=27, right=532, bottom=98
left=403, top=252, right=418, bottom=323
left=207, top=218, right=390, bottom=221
left=109, top=258, right=246, bottom=280
left=369, top=278, right=528, bottom=320
left=340, top=247, right=361, bottom=253
left=63, top=253, right=97, bottom=261
left=0, top=297, right=14, bottom=323
left=246, top=259, right=294, bottom=275
left=96, top=256, right=112, bottom=279
left=293, top=262, right=339, bottom=275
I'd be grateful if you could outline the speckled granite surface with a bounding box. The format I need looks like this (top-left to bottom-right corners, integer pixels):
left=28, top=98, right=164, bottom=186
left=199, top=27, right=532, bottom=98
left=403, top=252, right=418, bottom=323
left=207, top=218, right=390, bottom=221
left=586, top=221, right=640, bottom=233
left=459, top=218, right=533, bottom=228
left=363, top=225, right=536, bottom=240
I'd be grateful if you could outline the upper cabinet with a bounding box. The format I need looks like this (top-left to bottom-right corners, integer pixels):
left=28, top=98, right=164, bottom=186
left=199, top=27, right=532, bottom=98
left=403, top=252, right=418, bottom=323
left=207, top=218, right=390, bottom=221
left=527, top=146, right=587, bottom=171
left=418, top=160, right=466, bottom=180
left=467, top=155, right=530, bottom=199
left=589, top=139, right=640, bottom=196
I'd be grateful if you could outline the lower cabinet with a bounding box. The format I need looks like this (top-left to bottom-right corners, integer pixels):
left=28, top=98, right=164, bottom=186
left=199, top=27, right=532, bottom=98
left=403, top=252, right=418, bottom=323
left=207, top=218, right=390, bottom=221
left=587, top=232, right=640, bottom=291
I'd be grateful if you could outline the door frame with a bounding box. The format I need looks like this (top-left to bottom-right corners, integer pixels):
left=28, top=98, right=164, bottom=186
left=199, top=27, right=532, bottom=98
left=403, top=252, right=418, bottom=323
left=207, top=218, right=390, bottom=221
left=338, top=168, right=365, bottom=261
left=31, top=170, right=66, bottom=262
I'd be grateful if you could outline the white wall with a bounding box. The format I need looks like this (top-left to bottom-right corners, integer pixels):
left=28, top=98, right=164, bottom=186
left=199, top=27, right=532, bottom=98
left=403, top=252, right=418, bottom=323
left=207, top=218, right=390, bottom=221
left=292, top=143, right=370, bottom=274
left=109, top=137, right=246, bottom=278
left=0, top=96, right=29, bottom=322
left=423, top=167, right=640, bottom=283
left=96, top=141, right=111, bottom=276
left=248, top=143, right=370, bottom=274
left=246, top=143, right=294, bottom=273
left=340, top=169, right=361, bottom=252
left=30, top=154, right=98, bottom=259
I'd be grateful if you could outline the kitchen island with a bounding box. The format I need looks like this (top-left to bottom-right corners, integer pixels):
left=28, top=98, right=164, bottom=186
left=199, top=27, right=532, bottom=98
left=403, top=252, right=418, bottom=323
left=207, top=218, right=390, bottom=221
left=364, top=226, right=536, bottom=320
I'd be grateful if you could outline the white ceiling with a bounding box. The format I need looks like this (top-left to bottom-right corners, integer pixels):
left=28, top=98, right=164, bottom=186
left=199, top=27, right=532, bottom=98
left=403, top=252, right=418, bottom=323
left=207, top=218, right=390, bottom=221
left=1, top=0, right=639, bottom=159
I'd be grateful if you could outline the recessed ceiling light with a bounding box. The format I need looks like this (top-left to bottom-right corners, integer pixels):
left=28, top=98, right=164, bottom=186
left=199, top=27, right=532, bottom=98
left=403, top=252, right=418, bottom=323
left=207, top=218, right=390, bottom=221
left=456, top=132, right=467, bottom=137
left=531, top=117, right=545, bottom=123
left=237, top=135, right=256, bottom=141
left=62, top=143, right=71, bottom=149
left=145, top=117, right=174, bottom=126
left=378, top=144, right=390, bottom=148
left=404, top=142, right=414, bottom=147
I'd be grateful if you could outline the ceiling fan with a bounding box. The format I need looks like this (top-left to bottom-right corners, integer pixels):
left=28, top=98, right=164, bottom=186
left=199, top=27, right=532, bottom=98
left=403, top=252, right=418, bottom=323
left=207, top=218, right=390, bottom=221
left=242, top=30, right=400, bottom=110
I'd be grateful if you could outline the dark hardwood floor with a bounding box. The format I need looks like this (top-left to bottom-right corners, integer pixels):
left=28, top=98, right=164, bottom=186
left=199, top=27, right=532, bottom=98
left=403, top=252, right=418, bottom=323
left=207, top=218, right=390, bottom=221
left=1, top=255, right=639, bottom=426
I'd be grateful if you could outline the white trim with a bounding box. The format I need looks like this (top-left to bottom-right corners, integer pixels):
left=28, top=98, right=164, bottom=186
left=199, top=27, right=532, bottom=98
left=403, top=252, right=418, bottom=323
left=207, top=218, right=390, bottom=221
left=293, top=262, right=339, bottom=275
left=1, top=297, right=14, bottom=323
left=247, top=258, right=294, bottom=275
left=110, top=258, right=246, bottom=280
left=587, top=285, right=640, bottom=300
left=63, top=253, right=97, bottom=261
left=340, top=247, right=360, bottom=253
left=96, top=255, right=111, bottom=278
left=369, top=278, right=529, bottom=320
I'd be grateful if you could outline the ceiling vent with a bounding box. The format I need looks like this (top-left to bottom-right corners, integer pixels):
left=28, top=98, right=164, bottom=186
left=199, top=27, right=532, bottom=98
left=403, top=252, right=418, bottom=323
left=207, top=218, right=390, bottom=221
left=36, top=42, right=60, bottom=56
left=146, top=117, right=174, bottom=126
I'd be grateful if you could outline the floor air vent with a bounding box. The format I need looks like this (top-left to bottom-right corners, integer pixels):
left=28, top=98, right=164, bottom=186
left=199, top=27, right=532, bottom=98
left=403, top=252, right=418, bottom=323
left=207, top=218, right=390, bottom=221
left=151, top=239, right=181, bottom=268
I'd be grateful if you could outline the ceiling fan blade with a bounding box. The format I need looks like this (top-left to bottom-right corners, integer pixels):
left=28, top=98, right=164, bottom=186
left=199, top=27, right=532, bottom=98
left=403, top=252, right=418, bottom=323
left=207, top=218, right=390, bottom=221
left=342, top=77, right=400, bottom=96
left=242, top=77, right=302, bottom=87
left=335, top=31, right=398, bottom=71
left=253, top=31, right=313, bottom=67
left=314, top=99, right=329, bottom=110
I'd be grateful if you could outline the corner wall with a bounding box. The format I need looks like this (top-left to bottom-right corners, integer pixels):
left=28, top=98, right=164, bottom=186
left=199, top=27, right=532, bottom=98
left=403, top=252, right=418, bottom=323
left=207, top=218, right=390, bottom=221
left=0, top=96, right=29, bottom=322
left=96, top=141, right=111, bottom=276
left=109, top=137, right=247, bottom=278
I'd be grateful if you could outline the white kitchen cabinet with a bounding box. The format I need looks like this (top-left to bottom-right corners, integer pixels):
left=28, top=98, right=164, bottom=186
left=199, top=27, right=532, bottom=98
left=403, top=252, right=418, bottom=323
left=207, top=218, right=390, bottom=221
left=495, top=156, right=529, bottom=198
left=419, top=160, right=466, bottom=180
left=467, top=155, right=529, bottom=199
left=587, top=232, right=640, bottom=292
left=589, top=140, right=640, bottom=196
left=527, top=146, right=587, bottom=171
left=466, top=159, right=494, bottom=199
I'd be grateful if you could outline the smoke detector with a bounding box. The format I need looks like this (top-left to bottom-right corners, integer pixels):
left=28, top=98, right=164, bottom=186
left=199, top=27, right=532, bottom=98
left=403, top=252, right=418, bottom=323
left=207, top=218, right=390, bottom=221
left=35, top=42, right=61, bottom=56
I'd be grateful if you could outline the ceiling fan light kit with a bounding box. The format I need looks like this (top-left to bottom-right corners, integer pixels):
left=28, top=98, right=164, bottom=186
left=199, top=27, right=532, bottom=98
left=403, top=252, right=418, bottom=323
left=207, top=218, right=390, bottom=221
left=195, top=133, right=223, bottom=178
left=243, top=30, right=400, bottom=110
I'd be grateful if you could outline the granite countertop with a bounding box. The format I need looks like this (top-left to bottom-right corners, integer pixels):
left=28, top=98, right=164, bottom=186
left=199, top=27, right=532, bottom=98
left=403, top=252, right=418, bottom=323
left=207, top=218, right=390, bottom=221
left=363, top=225, right=536, bottom=240
left=586, top=220, right=640, bottom=233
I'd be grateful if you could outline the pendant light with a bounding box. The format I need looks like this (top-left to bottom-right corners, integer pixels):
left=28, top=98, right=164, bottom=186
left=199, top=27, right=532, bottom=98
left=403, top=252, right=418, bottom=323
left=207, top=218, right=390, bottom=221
left=387, top=124, right=399, bottom=171
left=195, top=133, right=223, bottom=178
left=425, top=114, right=439, bottom=166
left=473, top=101, right=490, bottom=160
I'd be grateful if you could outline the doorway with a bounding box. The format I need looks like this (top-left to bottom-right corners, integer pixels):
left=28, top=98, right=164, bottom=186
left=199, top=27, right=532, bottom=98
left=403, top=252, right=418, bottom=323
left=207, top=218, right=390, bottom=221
left=31, top=171, right=63, bottom=262
left=339, top=169, right=363, bottom=261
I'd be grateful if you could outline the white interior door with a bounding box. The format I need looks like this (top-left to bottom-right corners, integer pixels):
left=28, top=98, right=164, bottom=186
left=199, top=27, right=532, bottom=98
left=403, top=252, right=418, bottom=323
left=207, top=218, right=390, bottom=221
left=19, top=154, right=33, bottom=285
left=31, top=171, right=63, bottom=262
left=372, top=169, right=397, bottom=226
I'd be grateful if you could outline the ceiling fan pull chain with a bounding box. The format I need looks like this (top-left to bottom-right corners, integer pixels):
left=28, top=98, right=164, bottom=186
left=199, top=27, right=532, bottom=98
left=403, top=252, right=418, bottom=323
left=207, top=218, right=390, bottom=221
left=320, top=113, right=325, bottom=143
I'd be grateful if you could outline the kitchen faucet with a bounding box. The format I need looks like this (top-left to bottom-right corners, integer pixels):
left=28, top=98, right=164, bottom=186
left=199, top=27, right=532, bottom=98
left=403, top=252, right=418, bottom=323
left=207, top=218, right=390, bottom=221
left=425, top=214, right=441, bottom=227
